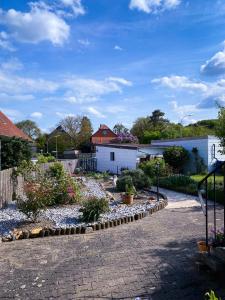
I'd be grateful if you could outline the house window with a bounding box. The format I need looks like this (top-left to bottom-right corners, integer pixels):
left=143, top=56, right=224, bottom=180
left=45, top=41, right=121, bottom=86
left=110, top=152, right=115, bottom=161
left=102, top=130, right=107, bottom=136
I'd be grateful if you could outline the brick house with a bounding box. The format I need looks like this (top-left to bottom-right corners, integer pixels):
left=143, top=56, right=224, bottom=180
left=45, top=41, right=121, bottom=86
left=91, top=124, right=117, bottom=145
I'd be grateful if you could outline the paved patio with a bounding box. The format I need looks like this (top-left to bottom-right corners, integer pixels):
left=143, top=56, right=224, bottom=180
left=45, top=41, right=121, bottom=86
left=0, top=189, right=224, bottom=300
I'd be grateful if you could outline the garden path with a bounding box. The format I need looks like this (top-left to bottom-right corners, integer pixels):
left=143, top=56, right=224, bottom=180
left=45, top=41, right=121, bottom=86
left=0, top=189, right=224, bottom=300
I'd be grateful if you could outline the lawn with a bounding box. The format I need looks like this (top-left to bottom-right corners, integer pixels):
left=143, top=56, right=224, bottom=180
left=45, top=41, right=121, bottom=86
left=191, top=174, right=224, bottom=184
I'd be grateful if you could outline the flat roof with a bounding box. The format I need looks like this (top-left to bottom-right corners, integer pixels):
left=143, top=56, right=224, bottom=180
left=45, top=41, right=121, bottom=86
left=152, top=135, right=216, bottom=144
left=95, top=143, right=171, bottom=150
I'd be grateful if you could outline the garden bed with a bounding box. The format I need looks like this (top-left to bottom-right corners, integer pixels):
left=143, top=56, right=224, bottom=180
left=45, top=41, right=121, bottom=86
left=0, top=177, right=167, bottom=242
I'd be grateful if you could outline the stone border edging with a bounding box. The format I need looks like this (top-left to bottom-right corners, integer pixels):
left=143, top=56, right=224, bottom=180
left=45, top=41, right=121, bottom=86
left=2, top=194, right=168, bottom=243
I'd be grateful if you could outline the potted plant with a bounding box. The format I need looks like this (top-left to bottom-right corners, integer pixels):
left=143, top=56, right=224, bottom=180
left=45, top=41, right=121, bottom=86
left=197, top=240, right=209, bottom=253
left=123, top=184, right=136, bottom=205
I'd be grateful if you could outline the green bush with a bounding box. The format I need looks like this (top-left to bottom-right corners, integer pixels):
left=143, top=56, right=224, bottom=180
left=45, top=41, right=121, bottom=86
left=121, top=169, right=151, bottom=190
left=158, top=175, right=197, bottom=194
left=80, top=197, right=109, bottom=222
left=116, top=175, right=133, bottom=192
left=37, top=154, right=56, bottom=164
left=47, top=162, right=81, bottom=205
left=139, top=159, right=171, bottom=178
left=17, top=180, right=52, bottom=221
left=163, top=146, right=189, bottom=172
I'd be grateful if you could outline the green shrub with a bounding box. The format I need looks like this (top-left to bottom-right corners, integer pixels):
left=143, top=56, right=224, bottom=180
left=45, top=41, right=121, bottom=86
left=17, top=180, right=52, bottom=221
left=158, top=175, right=197, bottom=194
left=47, top=162, right=64, bottom=180
left=139, top=159, right=171, bottom=178
left=116, top=175, right=133, bottom=192
left=80, top=197, right=109, bottom=222
left=37, top=154, right=56, bottom=164
left=121, top=169, right=151, bottom=190
left=163, top=146, right=189, bottom=172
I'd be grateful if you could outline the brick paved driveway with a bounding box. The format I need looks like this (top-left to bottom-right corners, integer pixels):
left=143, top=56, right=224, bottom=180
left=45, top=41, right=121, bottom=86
left=0, top=190, right=225, bottom=300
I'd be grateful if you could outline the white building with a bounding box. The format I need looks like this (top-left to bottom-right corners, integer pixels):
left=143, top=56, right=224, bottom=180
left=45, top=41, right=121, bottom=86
left=96, top=136, right=225, bottom=174
left=151, top=135, right=225, bottom=171
left=96, top=143, right=169, bottom=174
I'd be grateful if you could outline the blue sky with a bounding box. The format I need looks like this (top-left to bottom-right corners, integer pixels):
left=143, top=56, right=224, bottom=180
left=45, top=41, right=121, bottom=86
left=1, top=0, right=225, bottom=132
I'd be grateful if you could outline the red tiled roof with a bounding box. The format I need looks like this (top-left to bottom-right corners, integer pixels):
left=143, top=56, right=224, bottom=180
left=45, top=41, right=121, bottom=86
left=0, top=111, right=32, bottom=141
left=92, top=124, right=117, bottom=138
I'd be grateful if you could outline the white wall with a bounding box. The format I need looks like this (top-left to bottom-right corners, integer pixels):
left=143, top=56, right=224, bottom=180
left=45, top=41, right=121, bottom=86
left=207, top=136, right=225, bottom=170
left=152, top=136, right=225, bottom=171
left=96, top=146, right=137, bottom=174
left=152, top=137, right=208, bottom=171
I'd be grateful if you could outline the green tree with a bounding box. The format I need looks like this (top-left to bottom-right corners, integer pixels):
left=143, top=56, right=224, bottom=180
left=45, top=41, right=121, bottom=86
left=59, top=116, right=82, bottom=148
left=113, top=123, right=129, bottom=134
left=163, top=146, right=189, bottom=173
left=216, top=107, right=225, bottom=153
left=148, top=109, right=169, bottom=129
left=16, top=120, right=41, bottom=140
left=79, top=116, right=93, bottom=149
left=131, top=117, right=151, bottom=141
left=1, top=137, right=32, bottom=170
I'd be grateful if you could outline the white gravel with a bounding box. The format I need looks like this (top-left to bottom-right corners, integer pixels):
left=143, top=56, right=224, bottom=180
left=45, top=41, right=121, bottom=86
left=0, top=204, right=27, bottom=237
left=0, top=177, right=160, bottom=236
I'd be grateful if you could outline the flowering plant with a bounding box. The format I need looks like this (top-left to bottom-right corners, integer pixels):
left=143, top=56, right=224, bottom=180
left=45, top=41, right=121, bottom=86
left=111, top=132, right=138, bottom=144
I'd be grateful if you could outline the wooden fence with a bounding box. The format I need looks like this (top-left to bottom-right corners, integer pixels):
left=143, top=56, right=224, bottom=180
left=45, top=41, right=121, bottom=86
left=0, top=159, right=78, bottom=209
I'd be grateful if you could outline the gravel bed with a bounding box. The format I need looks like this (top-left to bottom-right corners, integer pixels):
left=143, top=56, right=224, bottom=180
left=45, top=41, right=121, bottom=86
left=0, top=204, right=27, bottom=237
left=0, top=177, right=161, bottom=236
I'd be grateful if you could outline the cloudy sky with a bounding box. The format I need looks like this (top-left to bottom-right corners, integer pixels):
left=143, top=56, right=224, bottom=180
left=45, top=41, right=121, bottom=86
left=0, top=0, right=225, bottom=132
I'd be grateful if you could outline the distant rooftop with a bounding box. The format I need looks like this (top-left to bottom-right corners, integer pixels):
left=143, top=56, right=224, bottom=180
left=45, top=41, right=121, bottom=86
left=151, top=135, right=217, bottom=144
left=95, top=143, right=172, bottom=150
left=0, top=111, right=32, bottom=141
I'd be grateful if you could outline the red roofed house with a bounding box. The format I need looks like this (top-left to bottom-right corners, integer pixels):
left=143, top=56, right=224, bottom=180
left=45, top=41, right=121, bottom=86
left=0, top=111, right=32, bottom=141
left=91, top=124, right=117, bottom=145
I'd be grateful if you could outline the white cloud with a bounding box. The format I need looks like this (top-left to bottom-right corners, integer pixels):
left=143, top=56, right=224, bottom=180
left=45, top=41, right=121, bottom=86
left=78, top=39, right=90, bottom=47
left=56, top=111, right=76, bottom=118
left=201, top=47, right=225, bottom=75
left=0, top=31, right=16, bottom=51
left=0, top=93, right=35, bottom=101
left=1, top=57, right=23, bottom=71
left=0, top=70, right=58, bottom=95
left=60, top=0, right=85, bottom=16
left=129, top=0, right=181, bottom=14
left=152, top=75, right=208, bottom=92
left=30, top=111, right=43, bottom=118
left=84, top=107, right=106, bottom=118
left=0, top=107, right=21, bottom=121
left=114, top=45, right=123, bottom=51
left=105, top=105, right=126, bottom=114
left=64, top=76, right=132, bottom=103
left=0, top=0, right=86, bottom=46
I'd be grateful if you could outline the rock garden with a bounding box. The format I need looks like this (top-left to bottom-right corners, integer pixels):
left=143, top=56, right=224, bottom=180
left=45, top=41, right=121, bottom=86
left=0, top=162, right=167, bottom=242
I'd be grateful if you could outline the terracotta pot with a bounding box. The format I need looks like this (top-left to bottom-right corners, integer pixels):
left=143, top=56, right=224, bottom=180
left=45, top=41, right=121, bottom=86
left=197, top=241, right=209, bottom=252
left=123, top=194, right=134, bottom=205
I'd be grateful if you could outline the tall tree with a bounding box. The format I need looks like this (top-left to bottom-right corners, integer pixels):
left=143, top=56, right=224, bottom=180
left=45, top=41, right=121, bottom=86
left=16, top=120, right=41, bottom=140
left=148, top=109, right=169, bottom=129
left=113, top=123, right=129, bottom=134
left=79, top=116, right=93, bottom=148
left=59, top=116, right=82, bottom=148
left=216, top=107, right=225, bottom=153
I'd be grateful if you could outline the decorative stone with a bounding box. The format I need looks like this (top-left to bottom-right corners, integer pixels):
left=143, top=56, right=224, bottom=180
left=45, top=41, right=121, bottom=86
left=55, top=228, right=61, bottom=235
left=95, top=224, right=100, bottom=230
left=60, top=228, right=66, bottom=235
left=101, top=223, right=105, bottom=230
left=113, top=220, right=117, bottom=226
left=105, top=221, right=109, bottom=229
left=30, top=227, right=42, bottom=236
left=81, top=227, right=86, bottom=234
left=85, top=227, right=93, bottom=234
left=70, top=227, right=75, bottom=234
left=134, top=214, right=139, bottom=220
left=76, top=226, right=81, bottom=234
left=22, top=230, right=29, bottom=239
left=13, top=229, right=23, bottom=240
left=109, top=221, right=113, bottom=227
left=117, top=219, right=121, bottom=226
left=66, top=228, right=71, bottom=235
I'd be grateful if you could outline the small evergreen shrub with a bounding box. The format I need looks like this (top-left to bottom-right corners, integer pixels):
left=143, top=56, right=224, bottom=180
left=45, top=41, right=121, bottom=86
left=163, top=146, right=189, bottom=173
left=121, top=169, right=151, bottom=190
left=139, top=159, right=171, bottom=178
left=80, top=197, right=109, bottom=222
left=116, top=175, right=133, bottom=192
left=37, top=154, right=56, bottom=164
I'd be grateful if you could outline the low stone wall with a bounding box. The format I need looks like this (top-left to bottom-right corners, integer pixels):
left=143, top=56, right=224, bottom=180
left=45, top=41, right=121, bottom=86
left=2, top=198, right=168, bottom=242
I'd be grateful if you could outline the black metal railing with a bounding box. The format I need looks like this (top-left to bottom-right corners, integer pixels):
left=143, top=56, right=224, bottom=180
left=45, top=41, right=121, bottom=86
left=198, top=161, right=225, bottom=252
